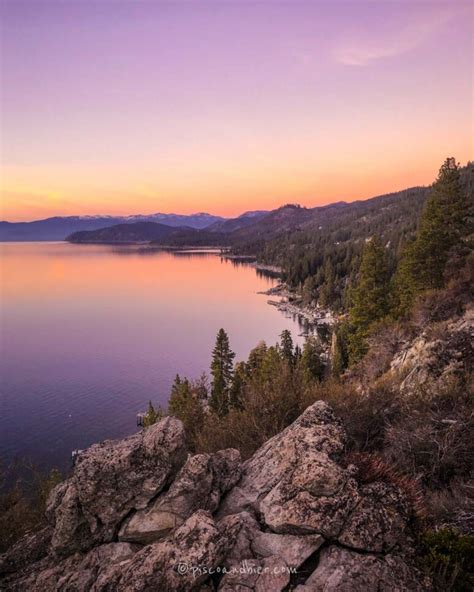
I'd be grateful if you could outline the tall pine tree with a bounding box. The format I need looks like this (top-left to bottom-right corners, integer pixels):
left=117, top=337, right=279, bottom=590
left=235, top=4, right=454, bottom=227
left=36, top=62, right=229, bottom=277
left=279, top=329, right=295, bottom=367
left=348, top=236, right=390, bottom=364
left=394, top=158, right=470, bottom=314
left=209, top=328, right=235, bottom=416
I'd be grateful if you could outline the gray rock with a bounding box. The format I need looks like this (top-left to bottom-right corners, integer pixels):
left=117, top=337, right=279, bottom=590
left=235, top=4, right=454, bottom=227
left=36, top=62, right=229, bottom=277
left=119, top=449, right=241, bottom=544
left=218, top=401, right=347, bottom=519
left=105, top=510, right=237, bottom=591
left=298, top=545, right=427, bottom=591
left=338, top=482, right=412, bottom=553
left=0, top=401, right=426, bottom=591
left=251, top=532, right=324, bottom=569
left=0, top=527, right=52, bottom=575
left=218, top=556, right=290, bottom=592
left=48, top=416, right=187, bottom=555
left=3, top=542, right=137, bottom=592
left=391, top=307, right=473, bottom=392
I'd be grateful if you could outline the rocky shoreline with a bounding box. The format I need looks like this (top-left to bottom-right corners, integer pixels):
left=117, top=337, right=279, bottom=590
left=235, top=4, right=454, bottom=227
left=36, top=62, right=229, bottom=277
left=0, top=402, right=428, bottom=591
left=259, top=283, right=335, bottom=328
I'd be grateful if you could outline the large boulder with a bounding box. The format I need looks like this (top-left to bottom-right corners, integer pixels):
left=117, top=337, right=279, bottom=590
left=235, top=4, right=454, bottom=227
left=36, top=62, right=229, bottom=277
left=219, top=402, right=410, bottom=553
left=218, top=401, right=348, bottom=520
left=119, top=449, right=241, bottom=544
left=47, top=416, right=187, bottom=554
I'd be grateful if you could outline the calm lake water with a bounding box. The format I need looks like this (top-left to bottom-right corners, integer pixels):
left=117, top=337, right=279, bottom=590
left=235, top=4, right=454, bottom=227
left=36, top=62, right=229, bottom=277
left=0, top=242, right=305, bottom=473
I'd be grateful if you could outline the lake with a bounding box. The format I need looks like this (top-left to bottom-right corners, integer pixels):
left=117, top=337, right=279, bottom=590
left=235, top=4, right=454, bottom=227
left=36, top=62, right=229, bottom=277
left=0, top=242, right=306, bottom=474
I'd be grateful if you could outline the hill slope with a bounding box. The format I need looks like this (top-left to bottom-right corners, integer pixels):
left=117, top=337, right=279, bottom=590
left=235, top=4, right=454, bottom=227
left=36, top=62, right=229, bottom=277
left=67, top=222, right=184, bottom=243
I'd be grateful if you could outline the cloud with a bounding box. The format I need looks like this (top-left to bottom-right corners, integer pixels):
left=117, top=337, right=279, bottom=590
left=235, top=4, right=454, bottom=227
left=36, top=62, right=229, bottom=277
left=333, top=8, right=454, bottom=66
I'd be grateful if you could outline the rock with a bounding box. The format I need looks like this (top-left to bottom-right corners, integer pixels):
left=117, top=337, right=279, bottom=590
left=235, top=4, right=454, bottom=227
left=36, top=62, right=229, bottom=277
left=105, top=511, right=237, bottom=591
left=218, top=401, right=347, bottom=519
left=3, top=542, right=137, bottom=592
left=119, top=449, right=241, bottom=544
left=218, top=511, right=261, bottom=564
left=48, top=416, right=187, bottom=555
left=338, top=482, right=412, bottom=553
left=391, top=306, right=473, bottom=392
left=297, top=545, right=426, bottom=591
left=0, top=527, right=52, bottom=575
left=0, top=402, right=426, bottom=591
left=219, top=401, right=411, bottom=553
left=251, top=532, right=324, bottom=569
left=258, top=451, right=360, bottom=538
left=218, top=556, right=290, bottom=592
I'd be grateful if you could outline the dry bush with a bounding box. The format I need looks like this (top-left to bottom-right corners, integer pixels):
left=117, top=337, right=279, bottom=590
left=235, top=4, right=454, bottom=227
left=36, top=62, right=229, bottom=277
left=303, top=376, right=400, bottom=453
left=194, top=362, right=304, bottom=459
left=426, top=479, right=474, bottom=535
left=384, top=378, right=474, bottom=489
left=352, top=319, right=414, bottom=385
left=412, top=252, right=473, bottom=330
left=345, top=452, right=427, bottom=523
left=0, top=464, right=61, bottom=553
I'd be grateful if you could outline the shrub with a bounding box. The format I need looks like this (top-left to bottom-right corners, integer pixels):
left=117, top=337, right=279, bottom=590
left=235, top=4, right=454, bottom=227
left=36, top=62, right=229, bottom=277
left=0, top=463, right=62, bottom=553
left=384, top=378, right=474, bottom=488
left=345, top=452, right=427, bottom=523
left=422, top=529, right=474, bottom=592
left=425, top=480, right=474, bottom=535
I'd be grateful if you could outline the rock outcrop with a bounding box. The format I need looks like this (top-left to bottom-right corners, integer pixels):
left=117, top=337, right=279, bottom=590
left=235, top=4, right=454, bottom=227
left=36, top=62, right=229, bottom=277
left=0, top=403, right=428, bottom=591
left=391, top=305, right=473, bottom=392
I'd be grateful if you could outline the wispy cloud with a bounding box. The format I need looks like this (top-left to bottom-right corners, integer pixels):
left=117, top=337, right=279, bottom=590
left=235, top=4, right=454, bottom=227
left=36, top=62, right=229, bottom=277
left=334, top=8, right=454, bottom=66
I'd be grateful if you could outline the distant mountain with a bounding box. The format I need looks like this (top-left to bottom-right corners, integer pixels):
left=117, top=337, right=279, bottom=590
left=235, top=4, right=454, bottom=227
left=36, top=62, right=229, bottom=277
left=0, top=212, right=225, bottom=241
left=65, top=190, right=427, bottom=249
left=207, top=210, right=270, bottom=233
left=67, top=222, right=187, bottom=243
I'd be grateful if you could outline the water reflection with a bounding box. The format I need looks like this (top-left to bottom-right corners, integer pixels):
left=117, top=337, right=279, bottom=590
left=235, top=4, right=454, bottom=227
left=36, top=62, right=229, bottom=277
left=0, top=242, right=306, bottom=473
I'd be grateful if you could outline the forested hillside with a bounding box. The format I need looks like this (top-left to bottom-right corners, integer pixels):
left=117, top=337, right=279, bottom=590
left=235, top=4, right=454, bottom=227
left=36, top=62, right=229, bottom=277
left=238, top=162, right=472, bottom=314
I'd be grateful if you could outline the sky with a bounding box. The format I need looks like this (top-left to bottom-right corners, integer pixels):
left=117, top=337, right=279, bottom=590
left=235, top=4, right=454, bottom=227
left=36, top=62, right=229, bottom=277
left=0, top=0, right=472, bottom=221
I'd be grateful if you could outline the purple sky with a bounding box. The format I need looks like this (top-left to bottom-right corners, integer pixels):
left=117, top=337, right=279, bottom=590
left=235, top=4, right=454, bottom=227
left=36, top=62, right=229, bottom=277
left=1, top=1, right=472, bottom=220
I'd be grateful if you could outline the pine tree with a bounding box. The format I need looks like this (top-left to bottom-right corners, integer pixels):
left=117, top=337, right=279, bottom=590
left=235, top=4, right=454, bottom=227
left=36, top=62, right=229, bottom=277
left=143, top=400, right=163, bottom=427
left=229, top=361, right=246, bottom=410
left=319, top=259, right=336, bottom=308
left=394, top=158, right=471, bottom=314
left=167, top=375, right=204, bottom=448
left=348, top=236, right=390, bottom=364
left=331, top=322, right=350, bottom=376
left=300, top=335, right=325, bottom=382
left=247, top=340, right=268, bottom=374
left=209, top=328, right=235, bottom=416
left=168, top=374, right=192, bottom=418
left=279, top=329, right=294, bottom=367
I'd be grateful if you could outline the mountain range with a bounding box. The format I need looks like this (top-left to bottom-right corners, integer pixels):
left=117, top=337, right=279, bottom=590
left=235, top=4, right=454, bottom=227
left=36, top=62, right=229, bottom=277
left=0, top=212, right=229, bottom=241
left=1, top=184, right=433, bottom=249
left=62, top=187, right=429, bottom=253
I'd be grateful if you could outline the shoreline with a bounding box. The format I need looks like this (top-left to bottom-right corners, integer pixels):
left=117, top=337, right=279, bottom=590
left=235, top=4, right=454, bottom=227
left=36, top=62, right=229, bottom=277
left=259, top=282, right=335, bottom=328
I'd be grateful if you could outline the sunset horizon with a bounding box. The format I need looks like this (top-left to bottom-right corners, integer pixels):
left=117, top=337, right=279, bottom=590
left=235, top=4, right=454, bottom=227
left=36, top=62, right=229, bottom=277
left=1, top=1, right=472, bottom=221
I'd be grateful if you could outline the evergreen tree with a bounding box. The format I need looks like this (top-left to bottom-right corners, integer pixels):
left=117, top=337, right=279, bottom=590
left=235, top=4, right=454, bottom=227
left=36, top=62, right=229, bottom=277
left=300, top=336, right=325, bottom=382
left=319, top=259, right=337, bottom=308
left=168, top=374, right=192, bottom=417
left=247, top=340, right=268, bottom=374
left=229, top=361, right=246, bottom=410
left=168, top=375, right=204, bottom=448
left=279, top=329, right=295, bottom=367
left=143, top=400, right=164, bottom=427
left=331, top=322, right=350, bottom=377
left=394, top=158, right=471, bottom=314
left=209, top=328, right=235, bottom=416
left=348, top=236, right=390, bottom=364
